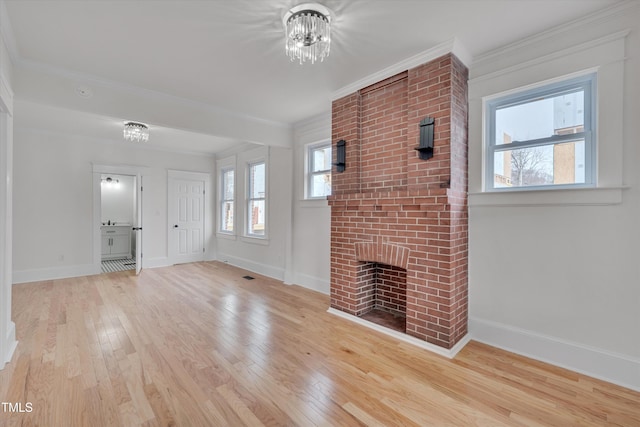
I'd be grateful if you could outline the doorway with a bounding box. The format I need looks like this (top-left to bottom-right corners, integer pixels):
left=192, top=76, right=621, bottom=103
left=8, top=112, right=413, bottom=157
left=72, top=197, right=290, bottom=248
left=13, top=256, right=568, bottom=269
left=100, top=173, right=137, bottom=273
left=92, top=164, right=146, bottom=275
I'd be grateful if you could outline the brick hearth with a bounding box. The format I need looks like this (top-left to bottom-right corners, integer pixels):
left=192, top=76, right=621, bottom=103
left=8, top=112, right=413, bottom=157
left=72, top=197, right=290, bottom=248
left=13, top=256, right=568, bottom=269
left=329, top=53, right=469, bottom=350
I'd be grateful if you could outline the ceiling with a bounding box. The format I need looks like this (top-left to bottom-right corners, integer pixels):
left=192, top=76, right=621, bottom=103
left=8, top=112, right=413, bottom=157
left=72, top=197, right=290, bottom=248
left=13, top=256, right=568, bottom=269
left=2, top=0, right=623, bottom=154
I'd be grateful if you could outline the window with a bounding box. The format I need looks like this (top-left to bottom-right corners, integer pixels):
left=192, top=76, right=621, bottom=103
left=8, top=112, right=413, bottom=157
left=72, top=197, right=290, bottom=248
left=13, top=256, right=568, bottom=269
left=220, top=167, right=234, bottom=233
left=486, top=73, right=595, bottom=191
left=306, top=141, right=332, bottom=198
left=247, top=161, right=266, bottom=236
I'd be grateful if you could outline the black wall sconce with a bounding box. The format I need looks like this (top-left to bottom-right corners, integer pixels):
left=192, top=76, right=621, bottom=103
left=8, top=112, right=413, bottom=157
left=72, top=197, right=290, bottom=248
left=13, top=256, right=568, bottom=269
left=333, top=139, right=346, bottom=173
left=414, top=117, right=435, bottom=160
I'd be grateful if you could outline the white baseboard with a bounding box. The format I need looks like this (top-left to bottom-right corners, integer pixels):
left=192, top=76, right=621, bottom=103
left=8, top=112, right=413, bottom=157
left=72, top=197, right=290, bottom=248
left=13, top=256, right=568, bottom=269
left=216, top=254, right=285, bottom=281
left=470, top=317, right=640, bottom=392
left=328, top=308, right=470, bottom=359
left=2, top=321, right=17, bottom=368
left=13, top=264, right=99, bottom=284
left=142, top=257, right=173, bottom=269
left=289, top=272, right=330, bottom=295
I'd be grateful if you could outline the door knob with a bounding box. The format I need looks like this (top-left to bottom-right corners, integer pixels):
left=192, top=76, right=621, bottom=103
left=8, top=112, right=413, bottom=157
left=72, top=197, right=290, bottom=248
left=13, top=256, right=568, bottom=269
left=174, top=224, right=178, bottom=228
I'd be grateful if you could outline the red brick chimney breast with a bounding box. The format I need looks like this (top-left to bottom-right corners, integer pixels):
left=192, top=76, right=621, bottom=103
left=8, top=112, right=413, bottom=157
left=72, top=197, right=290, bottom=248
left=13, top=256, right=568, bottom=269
left=329, top=53, right=469, bottom=349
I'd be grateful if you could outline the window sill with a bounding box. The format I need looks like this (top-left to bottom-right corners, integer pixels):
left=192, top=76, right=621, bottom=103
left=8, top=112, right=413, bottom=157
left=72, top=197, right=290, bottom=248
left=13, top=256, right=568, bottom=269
left=299, top=198, right=329, bottom=208
left=469, top=186, right=627, bottom=207
left=240, top=235, right=269, bottom=245
left=216, top=232, right=236, bottom=241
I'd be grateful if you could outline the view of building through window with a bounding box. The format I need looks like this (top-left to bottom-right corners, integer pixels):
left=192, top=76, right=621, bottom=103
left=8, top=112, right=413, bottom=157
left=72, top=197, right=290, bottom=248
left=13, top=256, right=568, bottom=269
left=248, top=162, right=266, bottom=236
left=221, top=168, right=234, bottom=232
left=491, top=81, right=591, bottom=189
left=308, top=143, right=332, bottom=198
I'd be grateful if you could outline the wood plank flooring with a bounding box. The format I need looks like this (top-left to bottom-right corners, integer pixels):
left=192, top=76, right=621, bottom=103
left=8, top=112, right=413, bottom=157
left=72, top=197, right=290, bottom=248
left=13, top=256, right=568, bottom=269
left=1, top=261, right=638, bottom=426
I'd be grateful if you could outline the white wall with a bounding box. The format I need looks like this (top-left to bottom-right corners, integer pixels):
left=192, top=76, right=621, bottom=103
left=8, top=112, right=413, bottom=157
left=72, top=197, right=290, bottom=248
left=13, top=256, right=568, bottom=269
left=0, top=0, right=17, bottom=368
left=289, top=113, right=331, bottom=294
left=468, top=4, right=640, bottom=390
left=215, top=145, right=294, bottom=281
left=12, top=108, right=217, bottom=282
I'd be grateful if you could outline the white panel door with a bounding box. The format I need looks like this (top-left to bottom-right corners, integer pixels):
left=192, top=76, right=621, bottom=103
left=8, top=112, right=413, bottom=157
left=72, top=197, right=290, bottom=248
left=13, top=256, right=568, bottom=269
left=169, top=177, right=205, bottom=264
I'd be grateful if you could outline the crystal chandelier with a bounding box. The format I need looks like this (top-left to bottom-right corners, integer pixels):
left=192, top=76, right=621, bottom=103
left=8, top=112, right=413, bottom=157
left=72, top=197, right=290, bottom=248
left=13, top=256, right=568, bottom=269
left=123, top=121, right=149, bottom=142
left=284, top=3, right=332, bottom=64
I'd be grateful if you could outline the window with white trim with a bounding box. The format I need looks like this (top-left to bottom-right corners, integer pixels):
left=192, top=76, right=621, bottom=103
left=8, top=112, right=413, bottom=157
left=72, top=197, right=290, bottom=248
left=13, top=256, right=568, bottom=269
left=247, top=161, right=266, bottom=237
left=306, top=141, right=332, bottom=199
left=219, top=167, right=234, bottom=233
left=486, top=73, right=596, bottom=191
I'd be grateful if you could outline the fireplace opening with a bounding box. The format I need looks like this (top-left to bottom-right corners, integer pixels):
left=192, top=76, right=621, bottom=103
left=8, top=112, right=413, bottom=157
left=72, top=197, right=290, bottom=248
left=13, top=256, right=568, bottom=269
left=357, top=262, right=407, bottom=333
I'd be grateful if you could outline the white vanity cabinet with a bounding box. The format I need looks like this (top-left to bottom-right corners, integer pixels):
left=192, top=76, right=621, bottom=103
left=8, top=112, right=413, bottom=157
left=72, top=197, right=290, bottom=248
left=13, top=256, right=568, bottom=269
left=101, top=225, right=132, bottom=260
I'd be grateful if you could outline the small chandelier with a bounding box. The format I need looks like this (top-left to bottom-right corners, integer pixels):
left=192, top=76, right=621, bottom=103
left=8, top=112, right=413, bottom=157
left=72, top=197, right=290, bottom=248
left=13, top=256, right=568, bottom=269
left=101, top=176, right=120, bottom=187
left=123, top=121, right=149, bottom=142
left=283, top=3, right=332, bottom=64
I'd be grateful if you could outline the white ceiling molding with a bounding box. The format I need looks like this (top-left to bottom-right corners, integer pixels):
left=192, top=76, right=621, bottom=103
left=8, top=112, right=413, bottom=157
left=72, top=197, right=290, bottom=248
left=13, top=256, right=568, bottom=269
left=0, top=72, right=13, bottom=116
left=469, top=29, right=630, bottom=84
left=214, top=142, right=262, bottom=160
left=451, top=38, right=473, bottom=69
left=0, top=0, right=18, bottom=64
left=332, top=38, right=472, bottom=101
left=471, top=0, right=636, bottom=68
left=293, top=111, right=331, bottom=145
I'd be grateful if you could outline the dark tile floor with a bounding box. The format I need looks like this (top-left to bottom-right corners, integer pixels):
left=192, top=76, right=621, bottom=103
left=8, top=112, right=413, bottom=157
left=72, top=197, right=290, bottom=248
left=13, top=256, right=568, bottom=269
left=360, top=308, right=406, bottom=333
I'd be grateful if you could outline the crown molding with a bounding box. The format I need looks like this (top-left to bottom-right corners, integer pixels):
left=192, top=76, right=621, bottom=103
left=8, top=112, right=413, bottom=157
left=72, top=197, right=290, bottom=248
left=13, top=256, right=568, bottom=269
left=293, top=110, right=330, bottom=131
left=332, top=37, right=472, bottom=101
left=469, top=29, right=629, bottom=85
left=472, top=0, right=638, bottom=67
left=293, top=110, right=331, bottom=143
left=0, top=71, right=13, bottom=116
left=0, top=0, right=19, bottom=64
left=214, top=141, right=261, bottom=159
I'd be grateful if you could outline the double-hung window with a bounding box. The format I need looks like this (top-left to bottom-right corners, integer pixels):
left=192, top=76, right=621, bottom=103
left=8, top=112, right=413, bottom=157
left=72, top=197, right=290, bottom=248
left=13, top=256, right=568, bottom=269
left=306, top=142, right=332, bottom=199
left=486, top=73, right=596, bottom=191
left=247, top=161, right=266, bottom=237
left=220, top=167, right=234, bottom=233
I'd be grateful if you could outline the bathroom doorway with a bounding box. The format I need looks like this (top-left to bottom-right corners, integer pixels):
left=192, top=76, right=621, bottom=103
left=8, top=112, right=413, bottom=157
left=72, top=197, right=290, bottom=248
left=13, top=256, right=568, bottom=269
left=100, top=174, right=137, bottom=273
left=92, top=164, right=146, bottom=275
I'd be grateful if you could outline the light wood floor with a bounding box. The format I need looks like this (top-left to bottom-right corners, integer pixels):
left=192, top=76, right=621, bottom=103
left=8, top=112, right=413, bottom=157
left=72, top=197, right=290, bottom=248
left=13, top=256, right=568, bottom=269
left=1, top=262, right=638, bottom=426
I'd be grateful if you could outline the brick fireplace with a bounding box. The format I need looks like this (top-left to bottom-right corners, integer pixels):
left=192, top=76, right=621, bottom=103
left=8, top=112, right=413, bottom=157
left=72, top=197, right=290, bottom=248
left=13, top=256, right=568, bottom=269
left=328, top=53, right=469, bottom=350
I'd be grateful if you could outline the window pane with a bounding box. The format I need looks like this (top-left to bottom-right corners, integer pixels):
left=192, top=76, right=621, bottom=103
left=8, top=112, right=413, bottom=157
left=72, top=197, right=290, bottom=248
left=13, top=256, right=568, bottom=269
left=248, top=199, right=265, bottom=235
left=312, top=146, right=331, bottom=172
left=311, top=173, right=330, bottom=197
left=223, top=170, right=234, bottom=200
left=495, top=89, right=584, bottom=145
left=250, top=162, right=265, bottom=198
left=493, top=140, right=585, bottom=188
left=222, top=201, right=233, bottom=232
left=311, top=172, right=331, bottom=197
